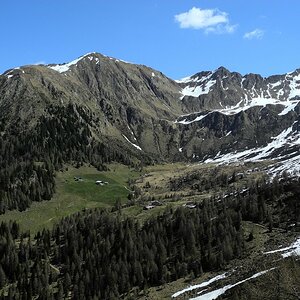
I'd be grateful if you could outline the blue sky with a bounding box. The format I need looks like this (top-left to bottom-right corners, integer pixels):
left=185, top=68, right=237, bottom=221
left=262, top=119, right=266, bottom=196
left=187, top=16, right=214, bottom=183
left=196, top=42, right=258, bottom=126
left=1, top=1, right=299, bottom=79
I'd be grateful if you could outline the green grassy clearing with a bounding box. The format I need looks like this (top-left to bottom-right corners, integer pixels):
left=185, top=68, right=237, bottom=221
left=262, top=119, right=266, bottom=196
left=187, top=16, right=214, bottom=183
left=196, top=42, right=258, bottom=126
left=0, top=161, right=272, bottom=234
left=0, top=164, right=141, bottom=233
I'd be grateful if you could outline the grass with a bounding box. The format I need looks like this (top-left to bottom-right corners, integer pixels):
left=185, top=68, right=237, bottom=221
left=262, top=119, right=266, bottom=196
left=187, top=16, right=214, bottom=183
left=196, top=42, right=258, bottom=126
left=121, top=202, right=179, bottom=223
left=0, top=164, right=140, bottom=234
left=0, top=160, right=272, bottom=234
left=134, top=161, right=268, bottom=206
left=63, top=173, right=129, bottom=206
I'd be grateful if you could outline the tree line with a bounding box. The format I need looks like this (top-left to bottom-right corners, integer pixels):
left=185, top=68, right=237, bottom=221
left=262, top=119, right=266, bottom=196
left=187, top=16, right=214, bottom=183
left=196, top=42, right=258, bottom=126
left=0, top=103, right=143, bottom=213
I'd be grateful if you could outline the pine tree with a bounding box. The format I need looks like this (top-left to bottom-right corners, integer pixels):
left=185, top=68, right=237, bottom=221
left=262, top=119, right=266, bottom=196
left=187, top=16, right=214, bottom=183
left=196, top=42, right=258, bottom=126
left=0, top=265, right=6, bottom=288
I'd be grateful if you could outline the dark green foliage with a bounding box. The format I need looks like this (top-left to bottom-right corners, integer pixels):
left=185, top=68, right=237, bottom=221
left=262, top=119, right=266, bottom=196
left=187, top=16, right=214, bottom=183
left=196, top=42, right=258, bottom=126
left=36, top=197, right=243, bottom=299
left=0, top=176, right=299, bottom=299
left=0, top=199, right=244, bottom=299
left=169, top=168, right=242, bottom=192
left=0, top=103, right=136, bottom=213
left=236, top=177, right=300, bottom=229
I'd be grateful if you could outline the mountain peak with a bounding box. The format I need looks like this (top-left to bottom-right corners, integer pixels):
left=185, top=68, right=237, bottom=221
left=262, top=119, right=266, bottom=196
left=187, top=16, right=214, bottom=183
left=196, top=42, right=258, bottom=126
left=176, top=66, right=231, bottom=84
left=47, top=52, right=100, bottom=73
left=46, top=52, right=136, bottom=74
left=211, top=66, right=232, bottom=80
left=215, top=66, right=230, bottom=73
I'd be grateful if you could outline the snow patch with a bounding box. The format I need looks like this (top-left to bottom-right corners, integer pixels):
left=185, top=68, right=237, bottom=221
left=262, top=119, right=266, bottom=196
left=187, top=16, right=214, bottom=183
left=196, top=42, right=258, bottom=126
left=177, top=97, right=299, bottom=125
left=179, top=72, right=216, bottom=99
left=87, top=55, right=100, bottom=64
left=203, top=122, right=300, bottom=176
left=107, top=56, right=132, bottom=64
left=4, top=67, right=26, bottom=78
left=278, top=101, right=299, bottom=115
left=181, top=80, right=216, bottom=98
left=269, top=81, right=282, bottom=88
left=176, top=75, right=202, bottom=84
left=172, top=273, right=227, bottom=298
left=218, top=97, right=299, bottom=116
left=122, top=135, right=142, bottom=151
left=127, top=125, right=137, bottom=141
left=204, top=122, right=299, bottom=164
left=268, top=153, right=300, bottom=176
left=264, top=237, right=300, bottom=257
left=190, top=268, right=275, bottom=300
left=176, top=113, right=210, bottom=125
left=288, top=74, right=300, bottom=99
left=48, top=53, right=97, bottom=73
left=49, top=57, right=84, bottom=73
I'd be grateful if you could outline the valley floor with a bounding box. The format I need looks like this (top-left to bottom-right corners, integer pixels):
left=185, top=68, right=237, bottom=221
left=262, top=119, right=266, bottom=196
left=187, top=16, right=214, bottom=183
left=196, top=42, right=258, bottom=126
left=0, top=161, right=299, bottom=299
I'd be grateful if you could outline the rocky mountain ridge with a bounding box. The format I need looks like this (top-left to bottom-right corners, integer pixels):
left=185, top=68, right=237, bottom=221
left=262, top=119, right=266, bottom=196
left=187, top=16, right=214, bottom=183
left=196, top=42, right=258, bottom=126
left=1, top=53, right=300, bottom=174
left=176, top=66, right=300, bottom=175
left=178, top=66, right=300, bottom=110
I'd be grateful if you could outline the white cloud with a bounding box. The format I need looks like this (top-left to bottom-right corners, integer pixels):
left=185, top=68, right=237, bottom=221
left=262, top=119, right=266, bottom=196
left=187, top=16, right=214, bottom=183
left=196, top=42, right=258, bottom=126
left=175, top=7, right=236, bottom=34
left=243, top=29, right=265, bottom=40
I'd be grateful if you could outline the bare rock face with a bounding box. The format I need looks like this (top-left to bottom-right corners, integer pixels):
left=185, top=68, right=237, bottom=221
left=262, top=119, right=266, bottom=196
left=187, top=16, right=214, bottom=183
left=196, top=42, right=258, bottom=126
left=1, top=53, right=300, bottom=166
left=176, top=66, right=300, bottom=167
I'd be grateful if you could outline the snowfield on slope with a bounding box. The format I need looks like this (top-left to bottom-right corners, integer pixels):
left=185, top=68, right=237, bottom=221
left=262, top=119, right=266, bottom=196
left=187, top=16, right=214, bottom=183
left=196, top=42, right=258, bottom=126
left=171, top=273, right=227, bottom=298
left=48, top=53, right=97, bottom=73
left=204, top=123, right=298, bottom=164
left=264, top=237, right=300, bottom=257
left=176, top=97, right=300, bottom=124
left=177, top=68, right=300, bottom=123
left=178, top=72, right=217, bottom=99
left=203, top=122, right=300, bottom=176
left=189, top=268, right=275, bottom=300
left=122, top=135, right=142, bottom=151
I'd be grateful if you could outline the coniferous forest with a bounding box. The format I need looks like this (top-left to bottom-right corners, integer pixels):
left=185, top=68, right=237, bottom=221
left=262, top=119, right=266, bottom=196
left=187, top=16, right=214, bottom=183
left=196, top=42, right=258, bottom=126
left=0, top=176, right=299, bottom=299
left=0, top=104, right=143, bottom=214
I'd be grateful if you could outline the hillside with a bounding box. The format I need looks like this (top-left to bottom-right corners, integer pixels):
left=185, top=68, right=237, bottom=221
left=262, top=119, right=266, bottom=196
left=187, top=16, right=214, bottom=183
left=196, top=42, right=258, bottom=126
left=2, top=53, right=300, bottom=166
left=0, top=53, right=182, bottom=159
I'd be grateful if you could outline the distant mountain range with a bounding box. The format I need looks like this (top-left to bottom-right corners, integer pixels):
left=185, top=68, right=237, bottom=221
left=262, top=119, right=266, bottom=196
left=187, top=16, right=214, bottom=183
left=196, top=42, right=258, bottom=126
left=1, top=52, right=300, bottom=175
